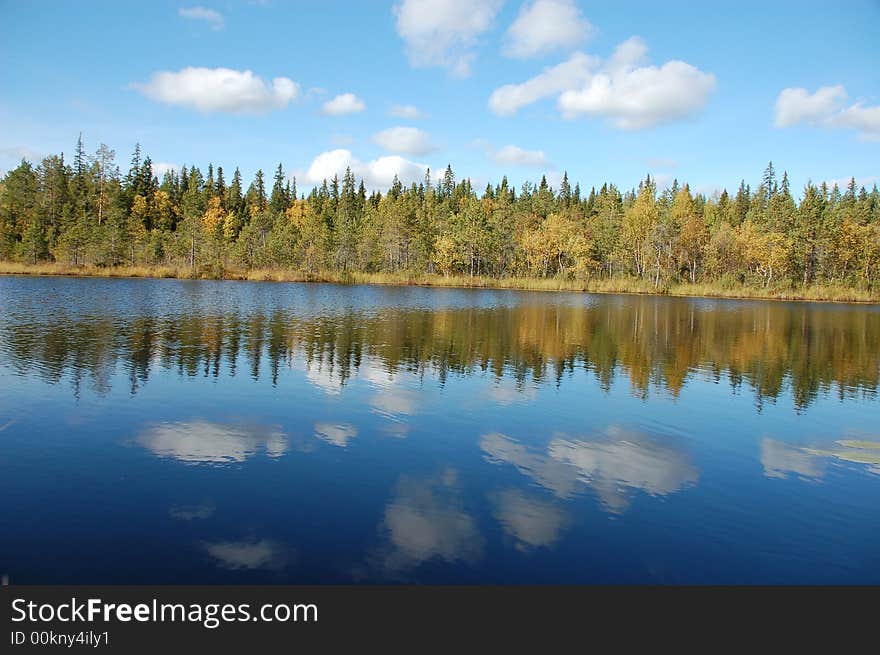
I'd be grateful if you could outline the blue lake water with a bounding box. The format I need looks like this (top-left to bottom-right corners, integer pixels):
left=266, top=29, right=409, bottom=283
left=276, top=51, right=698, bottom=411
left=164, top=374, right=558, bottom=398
left=0, top=275, right=878, bottom=583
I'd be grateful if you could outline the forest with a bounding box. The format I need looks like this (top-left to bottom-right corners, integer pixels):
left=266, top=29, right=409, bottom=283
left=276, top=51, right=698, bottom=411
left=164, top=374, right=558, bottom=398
left=1, top=135, right=879, bottom=299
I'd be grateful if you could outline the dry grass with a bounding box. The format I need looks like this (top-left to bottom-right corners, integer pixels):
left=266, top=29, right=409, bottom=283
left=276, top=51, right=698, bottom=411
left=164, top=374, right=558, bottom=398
left=1, top=260, right=877, bottom=303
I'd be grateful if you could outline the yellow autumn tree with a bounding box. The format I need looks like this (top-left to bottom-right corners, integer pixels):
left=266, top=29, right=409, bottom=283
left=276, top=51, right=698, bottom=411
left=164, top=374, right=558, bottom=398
left=673, top=186, right=708, bottom=283
left=286, top=199, right=327, bottom=270
left=622, top=181, right=658, bottom=277
left=738, top=219, right=789, bottom=286
left=432, top=234, right=460, bottom=277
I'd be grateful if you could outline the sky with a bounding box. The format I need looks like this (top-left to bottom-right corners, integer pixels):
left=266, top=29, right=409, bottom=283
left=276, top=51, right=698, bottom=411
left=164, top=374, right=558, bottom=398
left=1, top=0, right=878, bottom=196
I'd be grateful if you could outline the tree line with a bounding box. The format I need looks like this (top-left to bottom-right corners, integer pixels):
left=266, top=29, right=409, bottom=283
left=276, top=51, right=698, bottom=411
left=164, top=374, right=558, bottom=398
left=2, top=135, right=879, bottom=289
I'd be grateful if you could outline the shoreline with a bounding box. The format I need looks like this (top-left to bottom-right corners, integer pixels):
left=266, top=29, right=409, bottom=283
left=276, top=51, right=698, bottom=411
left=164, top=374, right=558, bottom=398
left=1, top=261, right=877, bottom=304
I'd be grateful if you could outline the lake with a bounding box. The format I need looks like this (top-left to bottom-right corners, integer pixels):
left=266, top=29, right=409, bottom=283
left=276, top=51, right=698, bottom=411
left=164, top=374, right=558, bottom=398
left=1, top=275, right=878, bottom=584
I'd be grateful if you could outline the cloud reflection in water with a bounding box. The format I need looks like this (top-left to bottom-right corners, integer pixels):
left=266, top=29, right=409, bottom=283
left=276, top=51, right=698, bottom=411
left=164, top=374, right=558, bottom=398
left=481, top=426, right=698, bottom=513
left=137, top=420, right=288, bottom=464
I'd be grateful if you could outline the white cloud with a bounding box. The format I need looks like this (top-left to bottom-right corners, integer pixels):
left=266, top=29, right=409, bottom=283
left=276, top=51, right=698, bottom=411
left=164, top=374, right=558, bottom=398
left=390, top=104, right=427, bottom=120
left=832, top=103, right=880, bottom=141
left=305, top=148, right=429, bottom=189
left=774, top=85, right=880, bottom=141
left=489, top=36, right=715, bottom=129
left=774, top=85, right=846, bottom=128
left=393, top=0, right=503, bottom=76
left=132, top=67, right=299, bottom=113
left=373, top=126, right=436, bottom=156
left=179, top=6, right=224, bottom=30
left=503, top=0, right=593, bottom=59
left=488, top=51, right=597, bottom=116
left=474, top=140, right=551, bottom=168
left=322, top=93, right=366, bottom=116
left=490, top=144, right=549, bottom=167
left=558, top=37, right=716, bottom=129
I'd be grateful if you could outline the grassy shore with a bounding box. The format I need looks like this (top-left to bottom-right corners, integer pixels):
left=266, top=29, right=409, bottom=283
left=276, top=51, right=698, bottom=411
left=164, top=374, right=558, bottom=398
left=0, top=260, right=877, bottom=303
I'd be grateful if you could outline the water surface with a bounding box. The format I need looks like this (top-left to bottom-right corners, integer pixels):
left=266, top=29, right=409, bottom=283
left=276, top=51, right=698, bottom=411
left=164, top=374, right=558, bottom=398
left=1, top=276, right=878, bottom=583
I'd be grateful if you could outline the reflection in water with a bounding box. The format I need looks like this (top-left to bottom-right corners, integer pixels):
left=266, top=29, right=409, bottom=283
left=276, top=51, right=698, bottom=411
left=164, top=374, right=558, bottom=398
left=137, top=420, right=288, bottom=464
left=482, top=427, right=698, bottom=513
left=486, top=379, right=537, bottom=406
left=3, top=279, right=880, bottom=584
left=808, top=440, right=880, bottom=475
left=169, top=502, right=216, bottom=521
left=203, top=539, right=289, bottom=571
left=490, top=489, right=569, bottom=551
left=377, top=469, right=484, bottom=574
left=314, top=422, right=358, bottom=448
left=761, top=439, right=825, bottom=480
left=481, top=432, right=583, bottom=499
left=370, top=388, right=419, bottom=418
left=762, top=437, right=880, bottom=479
left=4, top=291, right=879, bottom=410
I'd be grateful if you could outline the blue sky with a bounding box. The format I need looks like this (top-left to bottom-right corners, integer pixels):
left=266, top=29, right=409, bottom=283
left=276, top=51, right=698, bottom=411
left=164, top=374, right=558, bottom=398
left=1, top=0, right=878, bottom=195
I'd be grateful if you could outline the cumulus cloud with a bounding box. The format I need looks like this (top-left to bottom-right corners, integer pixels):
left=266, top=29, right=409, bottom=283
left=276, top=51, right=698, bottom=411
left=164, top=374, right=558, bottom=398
left=179, top=6, right=224, bottom=30
left=132, top=67, right=299, bottom=113
left=322, top=93, right=366, bottom=116
left=390, top=104, right=427, bottom=120
left=774, top=85, right=846, bottom=128
left=474, top=140, right=551, bottom=168
left=775, top=85, right=880, bottom=141
left=393, top=0, right=503, bottom=76
left=373, top=126, right=436, bottom=156
left=557, top=37, right=716, bottom=129
left=489, top=36, right=715, bottom=129
left=832, top=104, right=880, bottom=141
left=305, top=148, right=429, bottom=189
left=503, top=0, right=593, bottom=59
left=489, top=51, right=597, bottom=116
left=491, top=145, right=549, bottom=167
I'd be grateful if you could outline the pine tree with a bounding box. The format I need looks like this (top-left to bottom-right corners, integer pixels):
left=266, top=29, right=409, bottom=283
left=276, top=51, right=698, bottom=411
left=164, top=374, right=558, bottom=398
left=269, top=163, right=290, bottom=215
